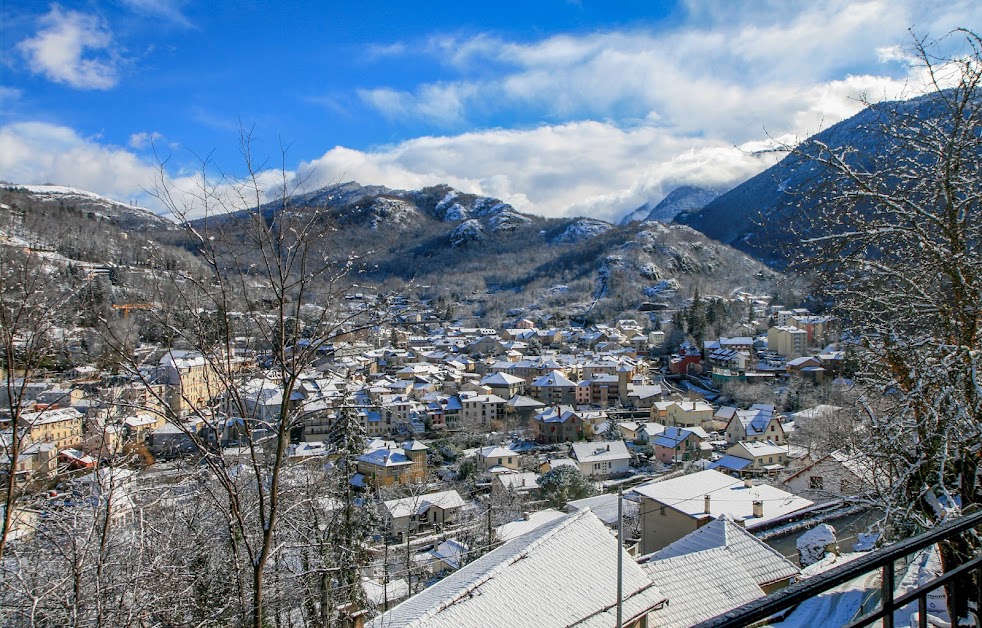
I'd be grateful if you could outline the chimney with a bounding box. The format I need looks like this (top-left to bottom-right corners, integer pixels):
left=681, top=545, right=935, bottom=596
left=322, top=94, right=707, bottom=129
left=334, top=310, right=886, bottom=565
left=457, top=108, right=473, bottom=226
left=744, top=478, right=752, bottom=488
left=752, top=500, right=764, bottom=518
left=704, top=495, right=711, bottom=514
left=522, top=511, right=531, bottom=521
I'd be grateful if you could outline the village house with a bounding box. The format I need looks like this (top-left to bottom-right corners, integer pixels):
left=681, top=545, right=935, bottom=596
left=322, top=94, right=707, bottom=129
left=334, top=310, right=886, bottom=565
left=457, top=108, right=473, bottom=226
left=665, top=400, right=715, bottom=430
left=710, top=440, right=789, bottom=475
left=528, top=370, right=578, bottom=405
left=492, top=470, right=540, bottom=498
left=458, top=392, right=508, bottom=428
left=475, top=445, right=519, bottom=472
left=354, top=440, right=428, bottom=487
left=632, top=469, right=814, bottom=554
left=653, top=426, right=709, bottom=465
left=669, top=345, right=702, bottom=375
left=157, top=349, right=224, bottom=417
left=384, top=489, right=468, bottom=541
left=479, top=372, right=526, bottom=398
left=767, top=325, right=808, bottom=358
left=531, top=405, right=585, bottom=443
left=18, top=406, right=84, bottom=449
left=783, top=449, right=879, bottom=498
left=790, top=314, right=834, bottom=346
left=569, top=439, right=631, bottom=478
left=723, top=404, right=786, bottom=445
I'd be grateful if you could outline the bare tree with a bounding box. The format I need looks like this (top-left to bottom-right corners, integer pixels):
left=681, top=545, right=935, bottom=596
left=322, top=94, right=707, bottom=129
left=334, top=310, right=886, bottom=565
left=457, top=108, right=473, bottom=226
left=0, top=243, right=81, bottom=559
left=88, top=130, right=389, bottom=626
left=782, top=29, right=981, bottom=619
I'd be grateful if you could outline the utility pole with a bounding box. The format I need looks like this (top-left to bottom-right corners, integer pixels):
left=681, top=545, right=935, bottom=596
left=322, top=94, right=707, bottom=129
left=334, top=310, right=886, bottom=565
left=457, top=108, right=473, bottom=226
left=617, top=485, right=623, bottom=628
left=486, top=501, right=493, bottom=553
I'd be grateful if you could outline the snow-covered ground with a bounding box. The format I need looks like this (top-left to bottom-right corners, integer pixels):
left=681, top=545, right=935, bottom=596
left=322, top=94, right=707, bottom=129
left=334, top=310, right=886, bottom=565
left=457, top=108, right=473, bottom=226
left=769, top=553, right=875, bottom=628
left=768, top=546, right=954, bottom=628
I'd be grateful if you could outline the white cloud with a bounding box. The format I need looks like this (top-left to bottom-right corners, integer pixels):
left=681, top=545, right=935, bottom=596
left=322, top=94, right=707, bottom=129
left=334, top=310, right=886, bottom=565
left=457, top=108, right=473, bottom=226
left=358, top=82, right=479, bottom=126
left=0, top=122, right=154, bottom=196
left=128, top=131, right=164, bottom=149
left=118, top=0, right=192, bottom=27
left=299, top=121, right=781, bottom=223
left=361, top=0, right=980, bottom=142
left=0, top=122, right=281, bottom=222
left=17, top=5, right=120, bottom=90
left=0, top=87, right=24, bottom=104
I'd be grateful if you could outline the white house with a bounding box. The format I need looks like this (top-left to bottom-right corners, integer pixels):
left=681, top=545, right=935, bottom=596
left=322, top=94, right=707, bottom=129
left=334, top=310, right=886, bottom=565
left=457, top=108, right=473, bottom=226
left=569, top=440, right=631, bottom=478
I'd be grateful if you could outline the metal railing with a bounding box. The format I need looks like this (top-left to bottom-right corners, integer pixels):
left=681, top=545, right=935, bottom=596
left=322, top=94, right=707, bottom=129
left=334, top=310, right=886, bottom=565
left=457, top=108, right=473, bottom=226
left=693, top=509, right=982, bottom=628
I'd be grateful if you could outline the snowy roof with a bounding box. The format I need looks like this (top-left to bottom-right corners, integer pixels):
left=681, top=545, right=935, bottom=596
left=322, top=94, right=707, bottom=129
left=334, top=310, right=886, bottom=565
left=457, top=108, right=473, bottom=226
left=480, top=372, right=524, bottom=386
left=530, top=370, right=577, bottom=388
left=368, top=510, right=665, bottom=628
left=566, top=494, right=639, bottom=526
left=570, top=440, right=630, bottom=463
left=477, top=445, right=517, bottom=459
left=358, top=448, right=413, bottom=468
left=632, top=470, right=813, bottom=528
left=494, top=471, right=540, bottom=492
left=159, top=349, right=206, bottom=369
left=653, top=426, right=706, bottom=448
left=431, top=539, right=469, bottom=570
left=494, top=509, right=566, bottom=542
left=670, top=400, right=713, bottom=413
left=644, top=515, right=798, bottom=587
left=363, top=577, right=409, bottom=606
left=385, top=490, right=467, bottom=519
left=731, top=440, right=788, bottom=458
left=20, top=406, right=82, bottom=425
left=506, top=394, right=545, bottom=408
left=642, top=548, right=766, bottom=628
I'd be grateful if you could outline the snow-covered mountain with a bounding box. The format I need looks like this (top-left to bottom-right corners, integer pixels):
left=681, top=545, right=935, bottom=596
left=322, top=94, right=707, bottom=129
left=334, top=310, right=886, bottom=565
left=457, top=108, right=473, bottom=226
left=620, top=185, right=723, bottom=225
left=1, top=184, right=176, bottom=231
left=675, top=91, right=974, bottom=263
left=2, top=180, right=780, bottom=325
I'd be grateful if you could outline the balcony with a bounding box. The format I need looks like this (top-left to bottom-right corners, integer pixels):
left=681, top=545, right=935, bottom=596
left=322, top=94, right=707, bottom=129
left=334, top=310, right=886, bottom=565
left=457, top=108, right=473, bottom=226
left=694, top=509, right=982, bottom=628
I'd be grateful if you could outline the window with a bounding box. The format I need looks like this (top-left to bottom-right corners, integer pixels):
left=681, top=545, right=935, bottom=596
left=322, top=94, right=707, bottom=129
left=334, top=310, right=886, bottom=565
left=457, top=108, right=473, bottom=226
left=768, top=456, right=773, bottom=463
left=809, top=476, right=824, bottom=490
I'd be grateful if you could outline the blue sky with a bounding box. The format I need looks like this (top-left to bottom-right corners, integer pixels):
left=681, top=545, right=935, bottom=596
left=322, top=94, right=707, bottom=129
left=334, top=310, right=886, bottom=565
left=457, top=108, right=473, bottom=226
left=2, top=1, right=979, bottom=221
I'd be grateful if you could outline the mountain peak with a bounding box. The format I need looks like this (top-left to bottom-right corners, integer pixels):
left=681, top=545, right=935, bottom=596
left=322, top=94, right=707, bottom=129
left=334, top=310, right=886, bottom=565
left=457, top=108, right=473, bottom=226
left=619, top=185, right=722, bottom=225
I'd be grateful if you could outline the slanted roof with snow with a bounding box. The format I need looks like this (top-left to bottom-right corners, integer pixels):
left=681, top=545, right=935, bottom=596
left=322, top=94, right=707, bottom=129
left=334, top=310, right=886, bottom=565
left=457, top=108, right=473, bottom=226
left=358, top=448, right=413, bottom=468
left=368, top=510, right=665, bottom=628
left=632, top=470, right=813, bottom=529
left=530, top=370, right=577, bottom=388
left=506, top=394, right=545, bottom=409
left=494, top=509, right=566, bottom=542
left=653, top=426, right=706, bottom=448
left=431, top=539, right=469, bottom=570
left=481, top=372, right=525, bottom=386
left=477, top=445, right=517, bottom=459
left=643, top=547, right=766, bottom=628
left=570, top=440, right=630, bottom=463
left=385, top=490, right=468, bottom=519
left=731, top=440, right=788, bottom=459
left=494, top=471, right=540, bottom=492
left=566, top=493, right=639, bottom=527
left=644, top=515, right=798, bottom=587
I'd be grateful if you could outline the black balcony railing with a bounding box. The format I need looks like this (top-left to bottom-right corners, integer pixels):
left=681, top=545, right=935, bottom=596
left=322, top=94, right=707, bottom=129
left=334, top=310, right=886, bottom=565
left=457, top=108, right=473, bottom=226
left=693, top=509, right=982, bottom=628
